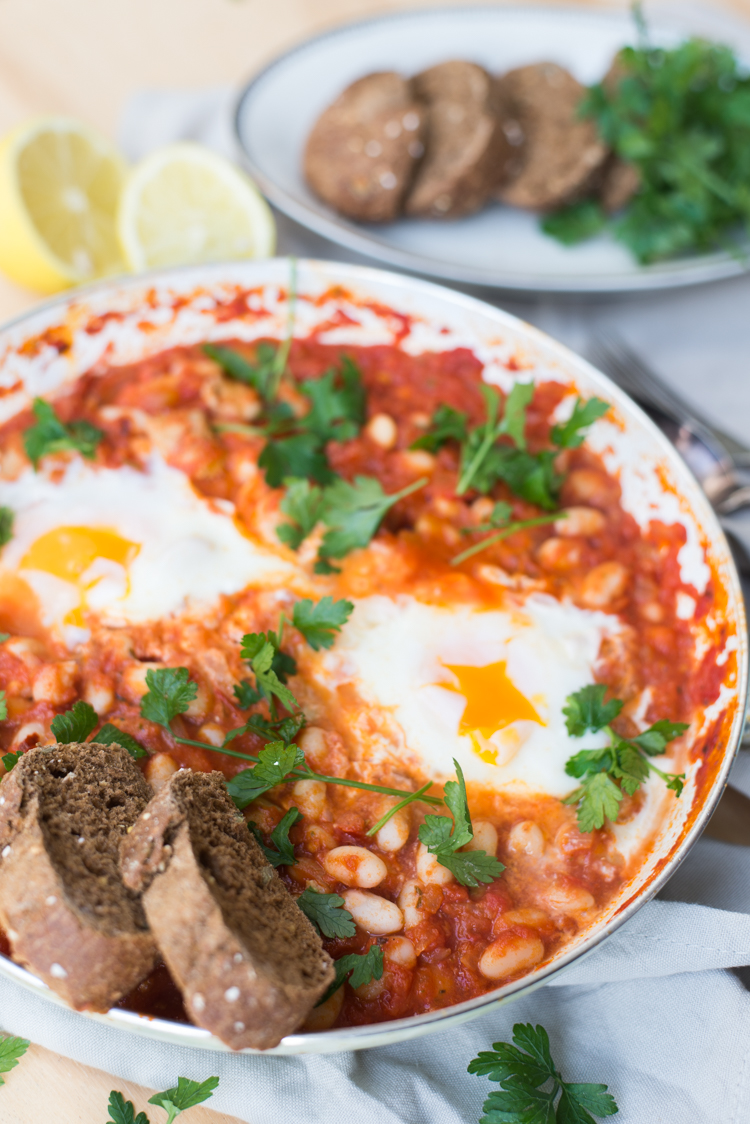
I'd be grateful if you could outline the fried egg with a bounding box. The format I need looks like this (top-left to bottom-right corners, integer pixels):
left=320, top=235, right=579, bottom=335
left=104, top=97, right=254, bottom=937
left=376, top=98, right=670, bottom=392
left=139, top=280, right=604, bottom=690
left=311, top=594, right=621, bottom=797
left=0, top=455, right=293, bottom=644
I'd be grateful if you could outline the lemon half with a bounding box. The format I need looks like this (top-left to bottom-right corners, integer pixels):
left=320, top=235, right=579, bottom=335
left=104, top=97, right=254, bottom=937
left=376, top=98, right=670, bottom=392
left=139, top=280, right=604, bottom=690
left=0, top=117, right=128, bottom=293
left=117, top=142, right=276, bottom=272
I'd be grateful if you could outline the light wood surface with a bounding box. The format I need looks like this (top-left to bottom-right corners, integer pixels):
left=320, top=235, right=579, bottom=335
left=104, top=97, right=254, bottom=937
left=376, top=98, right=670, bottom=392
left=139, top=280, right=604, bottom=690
left=1, top=0, right=749, bottom=1119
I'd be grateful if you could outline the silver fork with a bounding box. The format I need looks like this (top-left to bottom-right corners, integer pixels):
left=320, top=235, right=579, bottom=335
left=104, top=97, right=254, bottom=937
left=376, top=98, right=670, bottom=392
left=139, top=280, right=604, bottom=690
left=589, top=333, right=750, bottom=515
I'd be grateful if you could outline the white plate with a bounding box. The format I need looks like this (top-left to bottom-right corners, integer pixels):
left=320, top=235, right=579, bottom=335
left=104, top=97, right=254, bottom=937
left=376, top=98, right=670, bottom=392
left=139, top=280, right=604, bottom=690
left=0, top=258, right=745, bottom=1053
left=234, top=5, right=750, bottom=294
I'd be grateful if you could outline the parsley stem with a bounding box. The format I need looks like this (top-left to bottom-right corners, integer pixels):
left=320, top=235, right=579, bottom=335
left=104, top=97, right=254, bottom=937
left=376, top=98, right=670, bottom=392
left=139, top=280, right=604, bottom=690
left=268, top=257, right=297, bottom=400
left=365, top=781, right=435, bottom=835
left=457, top=389, right=500, bottom=495
left=170, top=734, right=443, bottom=805
left=215, top=422, right=265, bottom=438
left=388, top=475, right=430, bottom=505
left=451, top=513, right=560, bottom=565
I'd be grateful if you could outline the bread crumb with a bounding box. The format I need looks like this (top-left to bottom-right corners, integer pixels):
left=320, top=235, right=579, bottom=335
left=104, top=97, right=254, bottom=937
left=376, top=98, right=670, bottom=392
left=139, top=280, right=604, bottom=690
left=192, top=993, right=206, bottom=1012
left=45, top=895, right=57, bottom=906
left=233, top=952, right=244, bottom=963
left=50, top=963, right=68, bottom=979
left=234, top=1021, right=245, bottom=1032
left=1, top=846, right=10, bottom=858
left=224, top=986, right=240, bottom=1002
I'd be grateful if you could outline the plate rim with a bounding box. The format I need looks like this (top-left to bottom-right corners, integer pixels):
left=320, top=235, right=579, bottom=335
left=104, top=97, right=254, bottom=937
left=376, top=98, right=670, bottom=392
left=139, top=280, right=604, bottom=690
left=233, top=3, right=750, bottom=295
left=0, top=256, right=745, bottom=1053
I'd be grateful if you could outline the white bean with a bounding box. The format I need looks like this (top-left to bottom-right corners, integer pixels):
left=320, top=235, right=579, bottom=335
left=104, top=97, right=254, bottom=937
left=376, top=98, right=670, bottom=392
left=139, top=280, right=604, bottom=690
left=384, top=935, right=417, bottom=968
left=543, top=882, right=595, bottom=914
left=376, top=809, right=410, bottom=853
left=416, top=841, right=454, bottom=885
left=580, top=562, right=629, bottom=609
left=478, top=933, right=545, bottom=980
left=398, top=879, right=426, bottom=928
left=555, top=506, right=606, bottom=537
left=83, top=675, right=114, bottom=716
left=32, top=662, right=77, bottom=706
left=507, top=821, right=545, bottom=858
left=292, top=779, right=327, bottom=818
left=302, top=984, right=343, bottom=1031
left=401, top=449, right=435, bottom=474
left=145, top=753, right=178, bottom=792
left=343, top=889, right=403, bottom=935
left=298, top=726, right=328, bottom=767
left=198, top=722, right=225, bottom=747
left=324, top=845, right=387, bottom=888
left=12, top=722, right=45, bottom=747
left=184, top=680, right=210, bottom=720
left=366, top=413, right=398, bottom=450
left=463, top=820, right=498, bottom=855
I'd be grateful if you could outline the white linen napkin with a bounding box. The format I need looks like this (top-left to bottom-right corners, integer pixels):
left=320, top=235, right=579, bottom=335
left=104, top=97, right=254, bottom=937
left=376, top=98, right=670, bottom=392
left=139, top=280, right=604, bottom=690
left=2, top=838, right=750, bottom=1122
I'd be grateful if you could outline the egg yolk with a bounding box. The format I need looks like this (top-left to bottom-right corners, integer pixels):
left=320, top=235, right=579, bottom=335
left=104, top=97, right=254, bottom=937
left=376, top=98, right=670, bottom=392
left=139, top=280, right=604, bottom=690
left=441, top=660, right=544, bottom=764
left=20, top=526, right=140, bottom=625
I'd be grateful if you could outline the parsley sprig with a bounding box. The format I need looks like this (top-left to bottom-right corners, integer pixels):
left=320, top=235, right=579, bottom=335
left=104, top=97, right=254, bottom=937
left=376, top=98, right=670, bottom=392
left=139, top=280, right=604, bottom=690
left=416, top=384, right=608, bottom=509
left=316, top=946, right=384, bottom=1006
left=0, top=508, right=13, bottom=548
left=418, top=760, right=505, bottom=887
left=24, top=398, right=102, bottom=468
left=4, top=699, right=148, bottom=773
left=248, top=806, right=302, bottom=867
left=451, top=500, right=562, bottom=567
left=545, top=34, right=750, bottom=263
left=297, top=886, right=357, bottom=939
left=108, top=1076, right=219, bottom=1124
left=468, top=1022, right=618, bottom=1124
left=0, top=1033, right=29, bottom=1086
left=562, top=685, right=688, bottom=832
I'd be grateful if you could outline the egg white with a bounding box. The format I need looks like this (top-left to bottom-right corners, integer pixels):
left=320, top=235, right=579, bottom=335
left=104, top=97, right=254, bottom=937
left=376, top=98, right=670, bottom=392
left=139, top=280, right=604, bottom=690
left=310, top=593, right=621, bottom=797
left=0, top=454, right=293, bottom=644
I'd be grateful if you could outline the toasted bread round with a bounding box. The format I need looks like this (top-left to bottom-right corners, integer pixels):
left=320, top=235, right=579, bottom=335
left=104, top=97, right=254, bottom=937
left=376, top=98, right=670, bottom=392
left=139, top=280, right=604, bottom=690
left=0, top=741, right=156, bottom=1011
left=121, top=769, right=334, bottom=1050
left=405, top=60, right=511, bottom=219
left=304, top=72, right=425, bottom=222
left=495, top=62, right=608, bottom=211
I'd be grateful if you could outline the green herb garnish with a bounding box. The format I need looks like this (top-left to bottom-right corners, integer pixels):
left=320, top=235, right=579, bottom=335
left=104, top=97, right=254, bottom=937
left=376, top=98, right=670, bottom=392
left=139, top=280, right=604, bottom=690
left=417, top=759, right=505, bottom=887
left=50, top=699, right=98, bottom=743
left=0, top=508, right=13, bottom=548
left=317, top=475, right=427, bottom=567
left=451, top=501, right=561, bottom=566
left=317, top=946, right=384, bottom=1006
left=0, top=1033, right=29, bottom=1086
left=248, top=806, right=303, bottom=867
left=292, top=596, right=353, bottom=650
left=24, top=398, right=102, bottom=468
left=468, top=1022, right=618, bottom=1123
left=94, top=723, right=148, bottom=760
left=297, top=887, right=357, bottom=939
left=147, top=1077, right=220, bottom=1124
left=562, top=684, right=688, bottom=831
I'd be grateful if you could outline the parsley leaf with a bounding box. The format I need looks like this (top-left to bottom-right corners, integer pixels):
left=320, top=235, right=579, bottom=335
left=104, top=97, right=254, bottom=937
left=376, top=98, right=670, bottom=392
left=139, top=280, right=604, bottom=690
left=276, top=478, right=325, bottom=550
left=0, top=1033, right=29, bottom=1085
left=0, top=689, right=6, bottom=722
left=418, top=759, right=505, bottom=887
left=292, top=596, right=353, bottom=650
left=542, top=200, right=608, bottom=246
left=259, top=433, right=334, bottom=488
left=301, top=359, right=365, bottom=444
left=204, top=341, right=280, bottom=399
left=148, top=1076, right=220, bottom=1124
left=563, top=685, right=622, bottom=737
left=0, top=507, right=13, bottom=548
left=50, top=699, right=98, bottom=744
left=24, top=397, right=102, bottom=468
left=249, top=806, right=302, bottom=867
left=240, top=633, right=299, bottom=713
left=410, top=404, right=468, bottom=452
left=318, top=475, right=427, bottom=562
left=95, top=723, right=148, bottom=760
left=234, top=679, right=263, bottom=708
left=226, top=741, right=305, bottom=808
left=107, top=1090, right=150, bottom=1124
left=317, top=946, right=384, bottom=1006
left=141, top=668, right=198, bottom=730
left=497, top=381, right=535, bottom=450
left=551, top=398, right=610, bottom=449
left=562, top=685, right=686, bottom=831
left=297, top=886, right=357, bottom=939
left=468, top=1022, right=618, bottom=1124
left=1, top=749, right=23, bottom=773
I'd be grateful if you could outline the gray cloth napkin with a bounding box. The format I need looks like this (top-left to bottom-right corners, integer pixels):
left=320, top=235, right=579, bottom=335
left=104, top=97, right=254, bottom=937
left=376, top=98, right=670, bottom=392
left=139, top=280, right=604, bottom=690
left=9, top=66, right=735, bottom=1122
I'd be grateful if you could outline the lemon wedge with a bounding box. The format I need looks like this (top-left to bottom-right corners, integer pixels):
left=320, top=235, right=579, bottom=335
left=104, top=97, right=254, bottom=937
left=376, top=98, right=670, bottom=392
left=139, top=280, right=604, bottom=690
left=0, top=117, right=127, bottom=294
left=117, top=142, right=276, bottom=272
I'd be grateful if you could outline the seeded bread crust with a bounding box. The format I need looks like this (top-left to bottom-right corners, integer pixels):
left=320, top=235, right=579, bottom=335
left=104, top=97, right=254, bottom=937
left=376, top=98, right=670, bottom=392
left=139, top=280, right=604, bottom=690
left=0, top=741, right=156, bottom=1011
left=304, top=71, right=425, bottom=222
left=495, top=63, right=608, bottom=210
left=405, top=60, right=511, bottom=219
left=121, top=769, right=334, bottom=1050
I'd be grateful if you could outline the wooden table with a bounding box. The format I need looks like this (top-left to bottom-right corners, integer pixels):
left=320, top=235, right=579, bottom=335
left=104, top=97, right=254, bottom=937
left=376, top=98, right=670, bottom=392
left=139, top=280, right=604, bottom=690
left=1, top=0, right=749, bottom=1117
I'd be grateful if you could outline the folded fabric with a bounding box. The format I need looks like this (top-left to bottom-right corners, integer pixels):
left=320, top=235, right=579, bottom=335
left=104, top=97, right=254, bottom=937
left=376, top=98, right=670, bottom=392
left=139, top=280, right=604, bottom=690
left=2, top=838, right=750, bottom=1122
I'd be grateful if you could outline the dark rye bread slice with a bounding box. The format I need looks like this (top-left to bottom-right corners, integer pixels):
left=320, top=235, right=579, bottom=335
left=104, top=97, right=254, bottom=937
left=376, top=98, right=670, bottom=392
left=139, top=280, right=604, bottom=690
left=495, top=63, right=608, bottom=210
left=304, top=72, right=425, bottom=222
left=120, top=769, right=334, bottom=1050
left=405, top=60, right=511, bottom=219
left=0, top=741, right=156, bottom=1011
